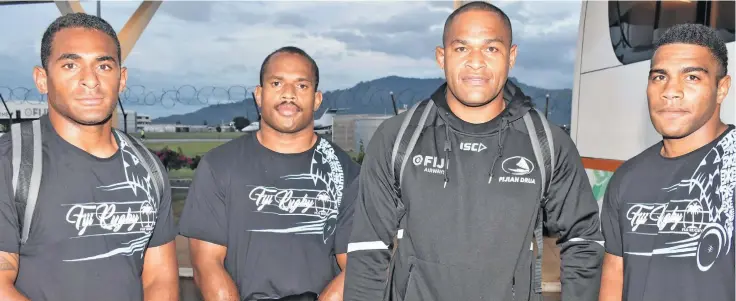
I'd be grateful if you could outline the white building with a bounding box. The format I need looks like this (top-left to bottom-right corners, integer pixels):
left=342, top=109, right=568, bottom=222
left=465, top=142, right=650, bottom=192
left=0, top=102, right=49, bottom=120
left=0, top=101, right=150, bottom=134
left=136, top=114, right=151, bottom=129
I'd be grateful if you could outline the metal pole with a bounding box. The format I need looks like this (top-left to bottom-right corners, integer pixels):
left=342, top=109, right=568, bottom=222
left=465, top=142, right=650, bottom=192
left=545, top=94, right=550, bottom=119
left=118, top=100, right=128, bottom=133
left=96, top=0, right=100, bottom=17
left=0, top=93, right=13, bottom=129
left=390, top=91, right=398, bottom=115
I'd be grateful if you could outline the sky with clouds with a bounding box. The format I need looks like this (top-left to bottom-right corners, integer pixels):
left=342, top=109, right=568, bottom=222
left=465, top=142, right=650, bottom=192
left=0, top=0, right=582, bottom=118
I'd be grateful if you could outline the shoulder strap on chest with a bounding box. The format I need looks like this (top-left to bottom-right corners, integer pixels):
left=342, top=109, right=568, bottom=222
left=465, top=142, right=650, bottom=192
left=522, top=107, right=556, bottom=294
left=390, top=99, right=434, bottom=192
left=11, top=119, right=43, bottom=245
left=114, top=130, right=165, bottom=205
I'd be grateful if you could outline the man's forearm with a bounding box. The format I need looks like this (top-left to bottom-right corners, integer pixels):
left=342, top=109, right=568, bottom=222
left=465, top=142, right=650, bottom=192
left=559, top=241, right=604, bottom=301
left=0, top=253, right=27, bottom=301
left=194, top=264, right=240, bottom=301
left=598, top=253, right=623, bottom=301
left=319, top=271, right=345, bottom=301
left=0, top=283, right=29, bottom=301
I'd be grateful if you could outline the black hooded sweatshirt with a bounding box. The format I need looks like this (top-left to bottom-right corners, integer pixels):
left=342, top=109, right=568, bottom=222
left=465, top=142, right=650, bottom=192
left=343, top=82, right=604, bottom=301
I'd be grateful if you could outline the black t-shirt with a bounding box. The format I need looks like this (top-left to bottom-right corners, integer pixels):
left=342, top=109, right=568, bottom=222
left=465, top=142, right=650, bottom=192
left=0, top=115, right=177, bottom=301
left=601, top=125, right=736, bottom=301
left=178, top=134, right=360, bottom=300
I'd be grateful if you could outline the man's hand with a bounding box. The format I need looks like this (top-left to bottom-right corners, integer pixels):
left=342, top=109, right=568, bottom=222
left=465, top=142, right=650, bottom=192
left=190, top=238, right=240, bottom=301
left=319, top=253, right=347, bottom=301
left=0, top=252, right=29, bottom=301
left=142, top=241, right=179, bottom=301
left=599, top=253, right=623, bottom=301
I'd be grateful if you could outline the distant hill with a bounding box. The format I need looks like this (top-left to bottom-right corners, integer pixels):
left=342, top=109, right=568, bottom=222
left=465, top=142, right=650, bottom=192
left=152, top=75, right=572, bottom=127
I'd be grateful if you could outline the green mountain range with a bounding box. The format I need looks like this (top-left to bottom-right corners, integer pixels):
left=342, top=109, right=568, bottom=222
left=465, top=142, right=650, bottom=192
left=152, top=75, right=572, bottom=127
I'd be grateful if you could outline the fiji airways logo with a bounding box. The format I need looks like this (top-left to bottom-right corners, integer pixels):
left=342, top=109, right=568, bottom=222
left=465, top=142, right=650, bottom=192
left=498, top=156, right=535, bottom=184
left=412, top=154, right=445, bottom=175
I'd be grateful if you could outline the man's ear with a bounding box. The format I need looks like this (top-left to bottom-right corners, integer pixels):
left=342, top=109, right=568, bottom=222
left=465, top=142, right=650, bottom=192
left=716, top=74, right=731, bottom=105
left=118, top=66, right=128, bottom=94
left=508, top=44, right=518, bottom=69
left=255, top=85, right=263, bottom=108
left=33, top=65, right=48, bottom=95
left=313, top=90, right=323, bottom=112
left=435, top=46, right=446, bottom=71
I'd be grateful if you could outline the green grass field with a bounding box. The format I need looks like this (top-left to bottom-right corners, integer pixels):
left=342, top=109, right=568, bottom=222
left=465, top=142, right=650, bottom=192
left=144, top=141, right=224, bottom=157
left=132, top=132, right=244, bottom=140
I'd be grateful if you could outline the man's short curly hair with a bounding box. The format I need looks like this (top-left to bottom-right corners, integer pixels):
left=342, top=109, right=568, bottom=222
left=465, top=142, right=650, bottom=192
left=654, top=23, right=729, bottom=80
left=443, top=1, right=513, bottom=46
left=41, top=13, right=121, bottom=70
left=259, top=46, right=319, bottom=90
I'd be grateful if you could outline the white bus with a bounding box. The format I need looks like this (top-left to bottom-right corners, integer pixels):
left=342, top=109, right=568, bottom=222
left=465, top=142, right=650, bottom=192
left=570, top=0, right=735, bottom=206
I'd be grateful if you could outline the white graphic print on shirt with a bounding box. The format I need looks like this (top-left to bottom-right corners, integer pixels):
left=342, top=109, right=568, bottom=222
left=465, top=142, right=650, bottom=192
left=624, top=130, right=736, bottom=271
left=247, top=139, right=345, bottom=243
left=62, top=138, right=158, bottom=262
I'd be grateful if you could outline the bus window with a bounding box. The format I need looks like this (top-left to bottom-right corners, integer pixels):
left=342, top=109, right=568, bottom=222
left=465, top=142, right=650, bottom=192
left=609, top=1, right=657, bottom=65
left=609, top=0, right=735, bottom=66
left=710, top=1, right=735, bottom=43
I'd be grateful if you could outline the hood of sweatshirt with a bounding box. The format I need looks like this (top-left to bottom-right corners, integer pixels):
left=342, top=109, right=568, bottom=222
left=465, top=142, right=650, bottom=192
left=429, top=80, right=535, bottom=186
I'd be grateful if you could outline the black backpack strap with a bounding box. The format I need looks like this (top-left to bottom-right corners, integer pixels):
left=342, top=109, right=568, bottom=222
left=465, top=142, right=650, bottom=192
left=522, top=108, right=555, bottom=294
left=390, top=99, right=434, bottom=191
left=114, top=129, right=165, bottom=205
left=11, top=120, right=43, bottom=245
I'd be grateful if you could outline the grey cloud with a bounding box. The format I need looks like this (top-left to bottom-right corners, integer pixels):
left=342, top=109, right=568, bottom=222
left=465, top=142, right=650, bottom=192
left=219, top=64, right=249, bottom=75
left=512, top=32, right=577, bottom=71
left=159, top=1, right=213, bottom=23
left=324, top=29, right=440, bottom=59
left=319, top=3, right=447, bottom=59
left=320, top=0, right=578, bottom=85
left=275, top=13, right=310, bottom=28
left=215, top=36, right=236, bottom=43
left=358, top=9, right=448, bottom=34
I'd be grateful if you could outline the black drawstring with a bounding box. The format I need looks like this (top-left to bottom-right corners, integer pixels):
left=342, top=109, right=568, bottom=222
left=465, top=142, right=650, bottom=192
left=443, top=124, right=451, bottom=188
left=488, top=118, right=510, bottom=183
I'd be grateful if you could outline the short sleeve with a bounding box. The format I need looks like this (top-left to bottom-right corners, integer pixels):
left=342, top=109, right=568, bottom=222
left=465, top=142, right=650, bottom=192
left=147, top=156, right=177, bottom=248
left=0, top=137, right=19, bottom=254
left=600, top=171, right=623, bottom=256
left=334, top=171, right=359, bottom=254
left=178, top=155, right=228, bottom=246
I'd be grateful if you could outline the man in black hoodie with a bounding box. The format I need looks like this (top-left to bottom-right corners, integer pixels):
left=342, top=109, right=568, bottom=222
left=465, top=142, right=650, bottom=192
left=343, top=2, right=604, bottom=301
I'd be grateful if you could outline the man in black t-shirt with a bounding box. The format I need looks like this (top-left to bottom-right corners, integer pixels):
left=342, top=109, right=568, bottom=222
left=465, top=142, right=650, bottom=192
left=178, top=46, right=360, bottom=301
left=599, top=24, right=734, bottom=301
left=0, top=13, right=179, bottom=301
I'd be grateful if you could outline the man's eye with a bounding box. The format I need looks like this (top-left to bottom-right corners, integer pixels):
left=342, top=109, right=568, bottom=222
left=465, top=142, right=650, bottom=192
left=651, top=75, right=665, bottom=81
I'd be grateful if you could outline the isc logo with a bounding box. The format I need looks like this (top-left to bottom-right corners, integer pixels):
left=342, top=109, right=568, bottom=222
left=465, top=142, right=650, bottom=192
left=460, top=142, right=487, bottom=152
